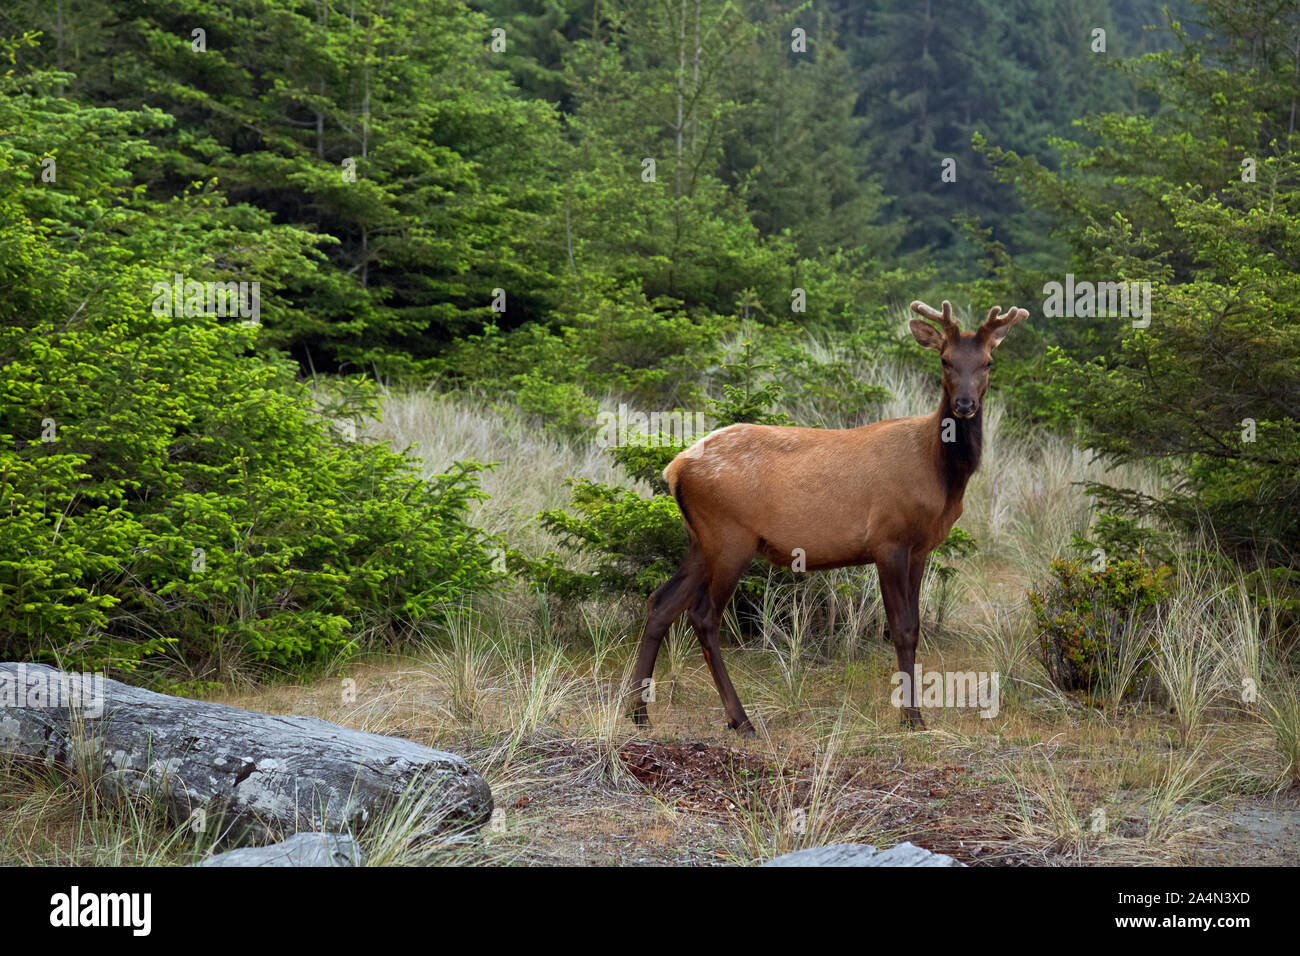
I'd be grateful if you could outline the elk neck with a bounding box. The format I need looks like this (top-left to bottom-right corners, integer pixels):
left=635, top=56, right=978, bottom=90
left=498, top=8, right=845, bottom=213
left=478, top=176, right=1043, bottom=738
left=932, top=390, right=983, bottom=506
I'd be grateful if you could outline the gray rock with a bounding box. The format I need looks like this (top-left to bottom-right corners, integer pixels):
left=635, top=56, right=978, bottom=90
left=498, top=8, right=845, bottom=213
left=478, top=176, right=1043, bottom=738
left=196, top=832, right=364, bottom=867
left=0, top=662, right=492, bottom=847
left=761, top=842, right=965, bottom=867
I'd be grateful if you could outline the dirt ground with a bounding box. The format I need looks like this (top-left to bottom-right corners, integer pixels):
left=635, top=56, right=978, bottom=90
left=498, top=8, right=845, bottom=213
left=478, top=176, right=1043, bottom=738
left=418, top=731, right=1300, bottom=867
left=190, top=652, right=1300, bottom=868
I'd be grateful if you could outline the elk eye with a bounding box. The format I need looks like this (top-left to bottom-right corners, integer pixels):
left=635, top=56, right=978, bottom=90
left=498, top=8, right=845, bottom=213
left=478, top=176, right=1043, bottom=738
left=941, top=359, right=952, bottom=369
left=985, top=361, right=993, bottom=369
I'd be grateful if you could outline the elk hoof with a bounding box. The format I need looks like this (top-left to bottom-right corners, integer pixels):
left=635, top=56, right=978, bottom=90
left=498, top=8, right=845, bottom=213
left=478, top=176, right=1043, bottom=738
left=626, top=706, right=650, bottom=727
left=900, top=707, right=926, bottom=730
left=730, top=719, right=758, bottom=739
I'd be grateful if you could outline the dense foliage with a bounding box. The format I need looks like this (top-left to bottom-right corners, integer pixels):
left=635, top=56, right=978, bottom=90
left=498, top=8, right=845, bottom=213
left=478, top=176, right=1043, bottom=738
left=0, top=43, right=496, bottom=683
left=981, top=1, right=1300, bottom=578
left=2, top=0, right=1297, bottom=685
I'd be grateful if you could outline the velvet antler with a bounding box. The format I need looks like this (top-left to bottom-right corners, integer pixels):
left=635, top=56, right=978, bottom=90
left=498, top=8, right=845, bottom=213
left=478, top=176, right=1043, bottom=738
left=979, top=305, right=1029, bottom=344
left=909, top=299, right=960, bottom=335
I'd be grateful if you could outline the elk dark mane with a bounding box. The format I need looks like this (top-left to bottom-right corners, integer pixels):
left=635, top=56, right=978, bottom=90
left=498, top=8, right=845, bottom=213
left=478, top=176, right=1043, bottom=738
left=937, top=393, right=983, bottom=501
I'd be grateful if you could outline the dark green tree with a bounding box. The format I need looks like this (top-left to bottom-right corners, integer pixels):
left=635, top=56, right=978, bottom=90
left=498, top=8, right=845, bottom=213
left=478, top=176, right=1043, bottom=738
left=983, top=0, right=1300, bottom=570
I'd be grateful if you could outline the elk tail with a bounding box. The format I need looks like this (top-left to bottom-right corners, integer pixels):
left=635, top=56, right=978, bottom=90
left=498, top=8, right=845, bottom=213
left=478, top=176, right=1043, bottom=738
left=663, top=455, right=697, bottom=539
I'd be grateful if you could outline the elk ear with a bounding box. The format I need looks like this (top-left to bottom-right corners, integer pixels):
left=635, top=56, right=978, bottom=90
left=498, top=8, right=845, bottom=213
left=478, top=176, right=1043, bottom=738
left=909, top=318, right=945, bottom=351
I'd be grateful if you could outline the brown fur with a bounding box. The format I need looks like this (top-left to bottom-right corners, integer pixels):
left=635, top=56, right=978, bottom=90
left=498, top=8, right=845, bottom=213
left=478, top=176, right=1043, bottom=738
left=627, top=300, right=1028, bottom=734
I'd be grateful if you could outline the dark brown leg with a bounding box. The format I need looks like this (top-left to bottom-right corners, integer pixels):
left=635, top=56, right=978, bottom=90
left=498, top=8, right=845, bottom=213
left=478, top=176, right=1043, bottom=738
left=878, top=545, right=925, bottom=729
left=689, top=553, right=755, bottom=735
left=904, top=551, right=929, bottom=728
left=627, top=548, right=706, bottom=727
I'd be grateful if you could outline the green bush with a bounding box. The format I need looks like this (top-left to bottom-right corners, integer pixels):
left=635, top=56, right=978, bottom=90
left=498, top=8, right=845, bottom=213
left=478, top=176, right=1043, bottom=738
left=0, top=281, right=498, bottom=678
left=0, top=116, right=498, bottom=681
left=1029, top=557, right=1172, bottom=696
left=441, top=282, right=727, bottom=421
left=528, top=479, right=688, bottom=598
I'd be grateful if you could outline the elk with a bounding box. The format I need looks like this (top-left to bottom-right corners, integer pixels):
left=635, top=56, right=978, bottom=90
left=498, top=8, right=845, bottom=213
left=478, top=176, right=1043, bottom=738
left=627, top=300, right=1028, bottom=733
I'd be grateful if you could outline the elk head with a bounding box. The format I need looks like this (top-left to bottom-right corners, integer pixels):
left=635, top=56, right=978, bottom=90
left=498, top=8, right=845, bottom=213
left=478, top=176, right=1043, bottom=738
left=908, top=300, right=1028, bottom=418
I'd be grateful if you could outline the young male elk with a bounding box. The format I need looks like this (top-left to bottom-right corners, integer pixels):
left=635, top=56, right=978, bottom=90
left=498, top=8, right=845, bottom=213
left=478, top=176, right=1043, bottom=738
left=627, top=300, right=1028, bottom=733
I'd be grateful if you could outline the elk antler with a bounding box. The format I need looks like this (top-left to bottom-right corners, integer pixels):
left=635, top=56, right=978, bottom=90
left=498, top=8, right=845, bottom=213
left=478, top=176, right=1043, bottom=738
left=910, top=299, right=960, bottom=335
left=979, top=305, right=1029, bottom=344
left=980, top=305, right=1028, bottom=331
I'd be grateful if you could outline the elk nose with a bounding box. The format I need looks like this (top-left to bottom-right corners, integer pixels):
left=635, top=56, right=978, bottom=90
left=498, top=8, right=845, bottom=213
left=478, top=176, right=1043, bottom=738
left=954, top=397, right=976, bottom=417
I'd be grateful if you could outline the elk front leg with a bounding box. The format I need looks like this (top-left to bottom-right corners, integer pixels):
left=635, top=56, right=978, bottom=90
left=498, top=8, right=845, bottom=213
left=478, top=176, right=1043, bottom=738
left=878, top=546, right=925, bottom=729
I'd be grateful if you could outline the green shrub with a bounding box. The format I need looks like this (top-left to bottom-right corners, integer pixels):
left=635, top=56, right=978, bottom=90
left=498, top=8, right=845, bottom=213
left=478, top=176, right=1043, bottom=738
left=1029, top=557, right=1172, bottom=696
left=1068, top=513, right=1171, bottom=567
left=528, top=480, right=688, bottom=598
left=926, top=527, right=978, bottom=632
left=441, top=282, right=727, bottom=419
left=0, top=151, right=498, bottom=682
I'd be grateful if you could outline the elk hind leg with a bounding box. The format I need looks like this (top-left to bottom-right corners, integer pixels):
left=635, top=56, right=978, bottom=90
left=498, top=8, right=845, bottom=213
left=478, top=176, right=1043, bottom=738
left=628, top=547, right=706, bottom=726
left=688, top=551, right=755, bottom=735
